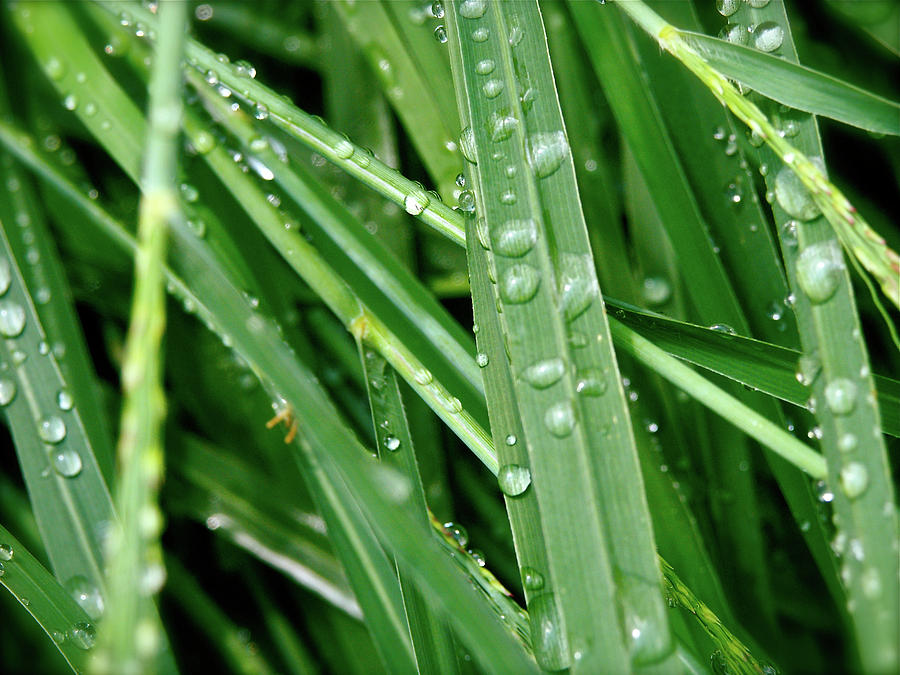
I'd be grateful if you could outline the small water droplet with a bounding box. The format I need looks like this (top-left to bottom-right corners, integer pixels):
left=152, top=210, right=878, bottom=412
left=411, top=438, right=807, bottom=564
left=471, top=26, right=490, bottom=42
left=482, top=79, right=504, bottom=98
left=526, top=131, right=569, bottom=179
left=404, top=189, right=430, bottom=216
left=489, top=112, right=519, bottom=143
left=716, top=0, right=741, bottom=16
left=467, top=548, right=486, bottom=567
left=860, top=567, right=882, bottom=599
left=66, top=576, right=105, bottom=620
left=458, top=190, right=476, bottom=213
left=499, top=264, right=540, bottom=304
left=70, top=621, right=96, bottom=650
left=63, top=94, right=78, bottom=111
left=414, top=368, right=433, bottom=386
left=443, top=522, right=468, bottom=547
left=433, top=25, right=448, bottom=43
left=840, top=462, right=868, bottom=499
left=52, top=448, right=82, bottom=477
left=544, top=400, right=576, bottom=437
left=521, top=566, right=544, bottom=591
left=383, top=435, right=401, bottom=452
left=752, top=21, right=784, bottom=52
left=558, top=254, right=597, bottom=322
left=431, top=1, right=445, bottom=18
left=0, top=379, right=16, bottom=406
left=575, top=369, right=608, bottom=396
left=719, top=23, right=749, bottom=45
left=0, top=543, right=12, bottom=561
left=0, top=301, right=26, bottom=337
left=796, top=240, right=843, bottom=304
left=529, top=593, right=571, bottom=671
left=838, top=433, right=858, bottom=453
left=39, top=416, right=67, bottom=444
left=455, top=173, right=467, bottom=188
left=253, top=103, right=269, bottom=120
left=521, top=357, right=565, bottom=389
left=0, top=259, right=10, bottom=296
left=56, top=390, right=74, bottom=411
left=459, top=126, right=478, bottom=163
left=475, top=58, right=495, bottom=75
left=781, top=219, right=799, bottom=248
left=641, top=276, right=671, bottom=306
left=459, top=0, right=487, bottom=18
left=476, top=352, right=489, bottom=368
left=824, top=378, right=858, bottom=415
left=815, top=480, right=835, bottom=503
left=498, top=464, right=532, bottom=496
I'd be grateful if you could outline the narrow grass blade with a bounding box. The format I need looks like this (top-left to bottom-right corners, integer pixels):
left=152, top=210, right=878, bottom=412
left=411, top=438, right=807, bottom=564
left=447, top=1, right=670, bottom=670
left=0, top=523, right=95, bottom=673
left=680, top=32, right=900, bottom=136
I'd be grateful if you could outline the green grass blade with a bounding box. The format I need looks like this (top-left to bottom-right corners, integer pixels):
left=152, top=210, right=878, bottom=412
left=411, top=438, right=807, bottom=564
left=0, top=523, right=95, bottom=673
left=680, top=32, right=900, bottom=136
left=447, top=1, right=671, bottom=670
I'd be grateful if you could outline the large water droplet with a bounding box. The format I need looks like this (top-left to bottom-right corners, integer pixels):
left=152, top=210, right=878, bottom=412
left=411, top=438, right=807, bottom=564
left=526, top=131, right=568, bottom=179
left=39, top=416, right=67, bottom=444
left=404, top=188, right=430, bottom=216
left=0, top=258, right=11, bottom=295
left=529, top=593, right=571, bottom=671
left=752, top=22, right=784, bottom=52
left=459, top=126, right=477, bottom=163
left=0, top=301, right=26, bottom=337
left=475, top=59, right=495, bottom=75
left=476, top=352, right=489, bottom=367
left=0, top=378, right=16, bottom=406
left=774, top=159, right=823, bottom=220
left=0, top=543, right=12, bottom=561
left=575, top=369, right=608, bottom=396
left=66, top=576, right=105, bottom=620
left=558, top=254, right=598, bottom=322
left=52, top=448, right=82, bottom=477
left=795, top=353, right=821, bottom=387
left=498, top=464, right=532, bottom=496
left=840, top=462, right=868, bottom=499
left=521, top=566, right=544, bottom=591
left=824, top=378, right=858, bottom=415
left=70, top=621, right=96, bottom=650
left=383, top=435, right=401, bottom=452
left=491, top=219, right=537, bottom=257
left=716, top=0, right=741, bottom=16
left=522, top=357, right=565, bottom=389
left=459, top=0, right=487, bottom=18
left=544, top=400, right=576, bottom=437
left=796, top=240, right=843, bottom=304
left=499, top=264, right=540, bottom=304
left=719, top=23, right=749, bottom=45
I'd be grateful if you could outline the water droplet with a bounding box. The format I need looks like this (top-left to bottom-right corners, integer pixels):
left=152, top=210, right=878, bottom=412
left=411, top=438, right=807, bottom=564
left=475, top=58, right=495, bottom=75
left=716, top=0, right=741, bottom=16
left=0, top=259, right=11, bottom=296
left=505, top=434, right=517, bottom=446
left=526, top=131, right=569, bottom=179
left=824, top=378, right=858, bottom=415
left=498, top=464, right=532, bottom=496
left=0, top=379, right=16, bottom=406
left=499, top=264, right=540, bottom=304
left=0, top=301, right=26, bottom=337
left=414, top=368, right=433, bottom=386
left=52, top=448, right=82, bottom=477
left=476, top=352, right=489, bottom=368
left=459, top=126, right=477, bottom=163
left=433, top=25, right=448, bottom=43
left=458, top=190, right=476, bottom=213
left=544, top=400, right=576, bottom=437
left=431, top=1, right=445, bottom=18
left=815, top=480, right=835, bottom=503
left=795, top=353, right=821, bottom=387
left=725, top=181, right=743, bottom=205
left=796, top=240, right=843, bottom=304
left=641, top=276, right=671, bottom=306
left=521, top=357, right=565, bottom=389
left=0, top=543, right=12, bottom=561
left=66, top=576, right=105, bottom=620
left=482, top=79, right=504, bottom=99
left=468, top=548, right=486, bottom=567
left=558, top=254, right=597, bottom=322
left=491, top=219, right=537, bottom=257
left=471, top=26, right=489, bottom=42
left=719, top=23, right=749, bottom=45
left=838, top=433, right=858, bottom=453
left=253, top=103, right=269, bottom=120
left=443, top=522, right=468, bottom=547
left=404, top=189, right=430, bottom=216
left=752, top=22, right=784, bottom=52
left=529, top=593, right=571, bottom=671
left=39, top=416, right=67, bottom=444
left=575, top=369, right=608, bottom=396
left=455, top=173, right=467, bottom=188
left=45, top=57, right=66, bottom=81
left=70, top=621, right=96, bottom=650
left=56, top=389, right=74, bottom=411
left=780, top=219, right=799, bottom=248
left=861, top=567, right=882, bottom=599
left=383, top=435, right=401, bottom=452
left=459, top=0, right=487, bottom=19
left=488, top=112, right=519, bottom=142
left=840, top=462, right=868, bottom=499
left=521, top=567, right=544, bottom=591
left=774, top=158, right=823, bottom=220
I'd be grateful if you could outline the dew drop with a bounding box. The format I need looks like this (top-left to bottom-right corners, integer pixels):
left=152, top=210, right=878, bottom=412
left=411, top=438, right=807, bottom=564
left=489, top=112, right=519, bottom=142
left=56, top=389, right=74, bottom=411
left=781, top=219, right=799, bottom=248
left=575, top=369, right=608, bottom=396
left=719, top=23, right=749, bottom=45
left=0, top=379, right=16, bottom=406
left=66, top=576, right=105, bottom=620
left=482, top=79, right=504, bottom=99
left=824, top=378, right=858, bottom=415
left=414, top=368, right=433, bottom=386
left=641, top=276, right=671, bottom=306
left=838, top=433, right=858, bottom=453
left=383, top=435, right=401, bottom=452
left=558, top=254, right=598, bottom=322
left=499, top=264, right=540, bottom=304
left=752, top=22, right=784, bottom=52
left=748, top=0, right=771, bottom=6
left=0, top=258, right=11, bottom=295
left=431, top=1, right=445, bottom=18
left=860, top=567, right=882, bottom=599
left=774, top=159, right=823, bottom=220
left=815, top=480, right=835, bottom=503
left=498, top=464, right=532, bottom=496
left=459, top=0, right=487, bottom=19
left=544, top=400, right=576, bottom=437
left=45, top=58, right=66, bottom=81
left=0, top=301, right=26, bottom=337
left=796, top=240, right=843, bottom=304
left=70, top=621, right=96, bottom=650
left=404, top=189, right=430, bottom=216
left=63, top=94, right=78, bottom=111
left=521, top=567, right=544, bottom=591
left=529, top=593, right=571, bottom=671
left=468, top=548, right=486, bottom=567
left=505, top=434, right=517, bottom=446
left=476, top=352, right=489, bottom=367
left=840, top=462, right=868, bottom=499
left=459, top=126, right=478, bottom=163
left=39, top=416, right=67, bottom=444
left=795, top=353, right=821, bottom=387
left=491, top=219, right=537, bottom=257
left=52, top=448, right=82, bottom=477
left=471, top=26, right=490, bottom=42
left=526, top=131, right=569, bottom=179
left=433, top=25, right=448, bottom=43
left=716, top=0, right=741, bottom=16
left=521, top=357, right=565, bottom=389
left=253, top=103, right=269, bottom=120
left=475, top=59, right=495, bottom=75
left=0, top=543, right=12, bottom=561
left=443, top=522, right=468, bottom=547
left=458, top=190, right=476, bottom=213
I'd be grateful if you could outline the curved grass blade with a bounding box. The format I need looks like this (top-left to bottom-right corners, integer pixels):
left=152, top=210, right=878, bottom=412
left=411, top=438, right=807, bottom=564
left=0, top=523, right=95, bottom=673
left=680, top=32, right=900, bottom=136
